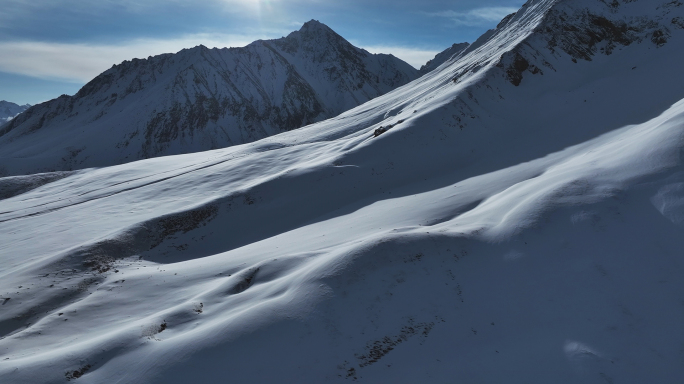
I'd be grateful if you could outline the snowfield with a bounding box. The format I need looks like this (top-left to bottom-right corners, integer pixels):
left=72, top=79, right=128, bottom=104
left=1, top=0, right=684, bottom=383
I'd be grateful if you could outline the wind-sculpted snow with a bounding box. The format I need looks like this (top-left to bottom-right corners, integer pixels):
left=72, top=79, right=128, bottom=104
left=0, top=21, right=418, bottom=176
left=0, top=171, right=75, bottom=200
left=1, top=0, right=684, bottom=382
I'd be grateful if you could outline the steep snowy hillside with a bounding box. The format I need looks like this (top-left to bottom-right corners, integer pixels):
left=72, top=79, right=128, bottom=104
left=0, top=101, right=30, bottom=123
left=419, top=42, right=469, bottom=75
left=0, top=21, right=417, bottom=176
left=1, top=0, right=684, bottom=383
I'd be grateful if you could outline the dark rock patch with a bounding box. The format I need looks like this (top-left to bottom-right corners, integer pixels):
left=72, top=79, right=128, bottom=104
left=372, top=119, right=404, bottom=138
left=354, top=320, right=434, bottom=368
left=65, top=364, right=92, bottom=381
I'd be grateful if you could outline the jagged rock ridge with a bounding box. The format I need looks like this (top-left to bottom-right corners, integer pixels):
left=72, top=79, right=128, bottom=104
left=493, top=0, right=681, bottom=86
left=0, top=20, right=418, bottom=176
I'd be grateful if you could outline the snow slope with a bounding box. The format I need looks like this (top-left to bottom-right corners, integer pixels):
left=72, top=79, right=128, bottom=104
left=1, top=0, right=684, bottom=383
left=0, top=21, right=417, bottom=177
left=0, top=101, right=30, bottom=124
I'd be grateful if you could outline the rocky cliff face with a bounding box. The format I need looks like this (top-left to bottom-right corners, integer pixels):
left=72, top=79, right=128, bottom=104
left=493, top=0, right=681, bottom=86
left=0, top=20, right=418, bottom=176
left=0, top=101, right=30, bottom=123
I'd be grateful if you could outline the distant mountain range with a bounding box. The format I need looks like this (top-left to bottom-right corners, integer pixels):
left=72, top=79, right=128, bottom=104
left=0, top=101, right=30, bottom=123
left=0, top=20, right=418, bottom=176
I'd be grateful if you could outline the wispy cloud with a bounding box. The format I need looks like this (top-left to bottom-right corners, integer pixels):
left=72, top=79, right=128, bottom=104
left=0, top=0, right=314, bottom=26
left=0, top=34, right=266, bottom=83
left=356, top=44, right=440, bottom=69
left=1, top=35, right=441, bottom=83
left=425, top=6, right=518, bottom=26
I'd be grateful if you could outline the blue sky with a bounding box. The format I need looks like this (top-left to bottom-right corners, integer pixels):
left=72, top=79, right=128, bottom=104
left=0, top=0, right=524, bottom=105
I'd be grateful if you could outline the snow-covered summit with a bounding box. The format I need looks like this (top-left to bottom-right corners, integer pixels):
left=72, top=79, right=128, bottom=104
left=0, top=22, right=418, bottom=176
left=0, top=101, right=30, bottom=124
left=295, top=19, right=333, bottom=34
left=1, top=0, right=684, bottom=382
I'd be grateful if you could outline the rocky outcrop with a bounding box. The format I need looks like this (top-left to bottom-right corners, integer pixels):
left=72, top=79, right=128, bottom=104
left=496, top=0, right=679, bottom=87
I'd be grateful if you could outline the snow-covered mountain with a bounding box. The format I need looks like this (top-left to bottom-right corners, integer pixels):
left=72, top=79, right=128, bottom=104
left=0, top=20, right=417, bottom=176
left=0, top=101, right=30, bottom=123
left=419, top=42, right=469, bottom=74
left=2, top=0, right=684, bottom=383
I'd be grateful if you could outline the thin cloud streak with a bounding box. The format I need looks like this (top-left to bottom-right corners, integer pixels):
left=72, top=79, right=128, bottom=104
left=0, top=34, right=265, bottom=83
left=425, top=6, right=518, bottom=26
left=0, top=0, right=315, bottom=26
left=2, top=36, right=442, bottom=84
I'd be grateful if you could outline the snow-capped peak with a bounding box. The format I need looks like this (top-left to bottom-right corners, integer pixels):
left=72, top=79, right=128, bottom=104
left=0, top=22, right=418, bottom=176
left=0, top=101, right=30, bottom=124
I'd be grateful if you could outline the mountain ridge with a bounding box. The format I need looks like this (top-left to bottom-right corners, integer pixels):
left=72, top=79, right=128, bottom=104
left=0, top=21, right=418, bottom=176
left=419, top=42, right=470, bottom=74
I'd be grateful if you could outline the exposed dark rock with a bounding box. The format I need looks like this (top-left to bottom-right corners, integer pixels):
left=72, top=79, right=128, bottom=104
left=495, top=1, right=678, bottom=87
left=506, top=53, right=530, bottom=86
left=373, top=126, right=387, bottom=137
left=354, top=320, right=434, bottom=367
left=65, top=364, right=91, bottom=380
left=673, top=17, right=684, bottom=29
left=651, top=29, right=670, bottom=46
left=372, top=119, right=404, bottom=138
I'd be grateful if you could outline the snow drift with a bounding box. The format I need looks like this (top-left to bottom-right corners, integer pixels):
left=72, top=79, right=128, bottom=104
left=1, top=0, right=683, bottom=383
